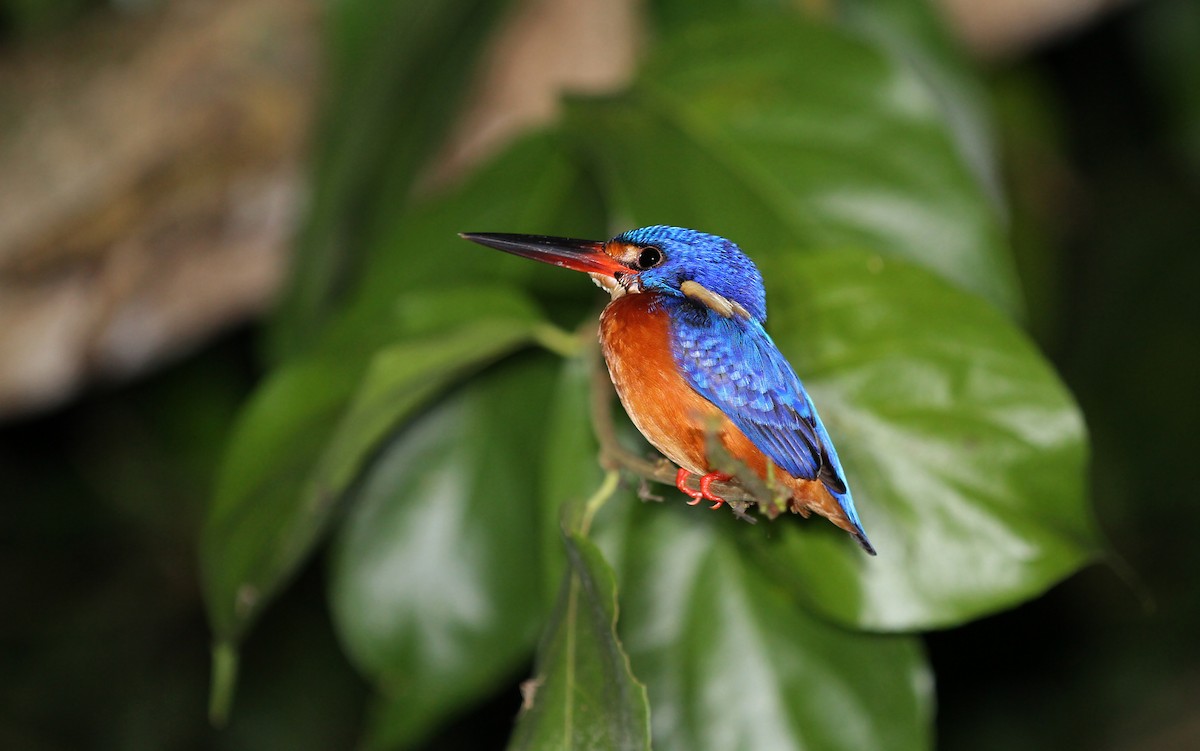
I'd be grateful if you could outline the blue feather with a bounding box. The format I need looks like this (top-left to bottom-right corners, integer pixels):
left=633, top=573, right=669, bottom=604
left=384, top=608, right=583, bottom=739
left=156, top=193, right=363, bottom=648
left=667, top=300, right=870, bottom=544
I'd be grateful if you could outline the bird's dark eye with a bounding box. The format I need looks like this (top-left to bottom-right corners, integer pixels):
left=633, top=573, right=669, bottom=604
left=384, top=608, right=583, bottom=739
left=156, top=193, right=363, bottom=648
left=636, top=246, right=663, bottom=269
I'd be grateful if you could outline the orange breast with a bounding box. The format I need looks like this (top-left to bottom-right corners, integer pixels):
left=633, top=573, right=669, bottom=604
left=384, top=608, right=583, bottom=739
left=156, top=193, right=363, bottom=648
left=599, top=294, right=765, bottom=477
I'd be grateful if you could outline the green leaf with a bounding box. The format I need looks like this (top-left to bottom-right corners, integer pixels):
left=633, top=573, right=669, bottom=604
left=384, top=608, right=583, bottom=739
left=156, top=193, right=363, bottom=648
left=329, top=355, right=555, bottom=750
left=509, top=533, right=651, bottom=751
left=537, top=354, right=606, bottom=603
left=648, top=0, right=1004, bottom=211
left=202, top=290, right=541, bottom=645
left=838, top=0, right=1004, bottom=209
left=267, top=0, right=516, bottom=360
left=568, top=18, right=1021, bottom=314
left=748, top=249, right=1099, bottom=630
left=619, top=506, right=933, bottom=751
left=313, top=317, right=540, bottom=505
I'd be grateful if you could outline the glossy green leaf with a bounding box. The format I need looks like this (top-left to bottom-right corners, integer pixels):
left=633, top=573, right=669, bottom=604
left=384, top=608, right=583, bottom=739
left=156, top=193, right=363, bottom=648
left=746, top=249, right=1098, bottom=630
left=838, top=0, right=1004, bottom=208
left=267, top=0, right=515, bottom=360
left=509, top=533, right=651, bottom=751
left=329, top=356, right=555, bottom=750
left=648, top=0, right=1003, bottom=211
left=568, top=18, right=1020, bottom=314
left=537, top=354, right=606, bottom=603
left=202, top=289, right=542, bottom=645
left=619, top=505, right=933, bottom=751
left=313, top=318, right=539, bottom=505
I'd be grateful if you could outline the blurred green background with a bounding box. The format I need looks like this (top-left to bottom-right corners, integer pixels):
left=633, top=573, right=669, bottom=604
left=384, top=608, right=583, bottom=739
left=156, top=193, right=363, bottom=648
left=1, top=0, right=1198, bottom=749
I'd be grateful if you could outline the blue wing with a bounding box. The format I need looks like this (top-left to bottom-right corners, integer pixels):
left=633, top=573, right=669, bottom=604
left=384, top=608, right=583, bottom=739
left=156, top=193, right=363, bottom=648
left=669, top=308, right=870, bottom=546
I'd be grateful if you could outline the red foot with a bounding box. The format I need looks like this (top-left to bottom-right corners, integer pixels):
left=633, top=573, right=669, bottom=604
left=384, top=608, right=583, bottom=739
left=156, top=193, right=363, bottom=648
left=676, top=468, right=704, bottom=506
left=699, top=472, right=732, bottom=509
left=675, top=469, right=733, bottom=510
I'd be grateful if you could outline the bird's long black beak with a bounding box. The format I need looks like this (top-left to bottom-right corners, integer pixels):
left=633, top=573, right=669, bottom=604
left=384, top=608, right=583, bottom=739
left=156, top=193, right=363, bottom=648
left=459, top=232, right=626, bottom=277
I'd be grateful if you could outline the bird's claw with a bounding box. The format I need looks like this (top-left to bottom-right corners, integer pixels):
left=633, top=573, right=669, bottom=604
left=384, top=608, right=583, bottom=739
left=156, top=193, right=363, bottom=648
left=676, top=468, right=705, bottom=506
left=676, top=469, right=733, bottom=509
left=699, top=471, right=732, bottom=509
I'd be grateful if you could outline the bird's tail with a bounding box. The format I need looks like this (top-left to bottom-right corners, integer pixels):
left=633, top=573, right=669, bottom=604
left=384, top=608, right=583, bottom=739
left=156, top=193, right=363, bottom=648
left=782, top=475, right=876, bottom=556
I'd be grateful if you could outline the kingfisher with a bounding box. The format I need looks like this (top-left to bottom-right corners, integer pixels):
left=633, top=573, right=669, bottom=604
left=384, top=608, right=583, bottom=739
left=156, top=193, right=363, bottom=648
left=461, top=226, right=874, bottom=554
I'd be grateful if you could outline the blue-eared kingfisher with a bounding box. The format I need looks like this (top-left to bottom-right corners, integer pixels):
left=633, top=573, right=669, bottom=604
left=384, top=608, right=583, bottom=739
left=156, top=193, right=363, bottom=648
left=461, top=226, right=874, bottom=554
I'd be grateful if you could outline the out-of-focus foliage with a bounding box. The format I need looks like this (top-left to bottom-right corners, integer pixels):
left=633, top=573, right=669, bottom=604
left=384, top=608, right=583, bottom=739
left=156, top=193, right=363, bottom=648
left=266, top=0, right=518, bottom=362
left=328, top=355, right=554, bottom=749
left=202, top=288, right=543, bottom=649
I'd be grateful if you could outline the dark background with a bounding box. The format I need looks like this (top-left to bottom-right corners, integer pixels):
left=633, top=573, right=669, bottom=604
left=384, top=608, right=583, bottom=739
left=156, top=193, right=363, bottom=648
left=1, top=1, right=1197, bottom=749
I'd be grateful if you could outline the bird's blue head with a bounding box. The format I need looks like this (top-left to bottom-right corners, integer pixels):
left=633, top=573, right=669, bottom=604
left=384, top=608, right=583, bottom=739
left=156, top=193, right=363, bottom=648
left=460, top=225, right=768, bottom=322
left=613, top=226, right=767, bottom=322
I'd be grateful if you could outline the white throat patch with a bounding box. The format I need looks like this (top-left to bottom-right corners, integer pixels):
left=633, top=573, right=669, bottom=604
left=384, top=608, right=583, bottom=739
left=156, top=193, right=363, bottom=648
left=589, top=272, right=640, bottom=300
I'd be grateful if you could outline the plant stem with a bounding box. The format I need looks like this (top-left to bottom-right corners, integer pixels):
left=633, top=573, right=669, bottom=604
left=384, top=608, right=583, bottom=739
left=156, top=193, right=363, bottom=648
left=579, top=469, right=621, bottom=538
left=534, top=322, right=585, bottom=358
left=208, top=641, right=239, bottom=727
